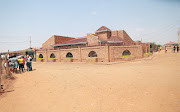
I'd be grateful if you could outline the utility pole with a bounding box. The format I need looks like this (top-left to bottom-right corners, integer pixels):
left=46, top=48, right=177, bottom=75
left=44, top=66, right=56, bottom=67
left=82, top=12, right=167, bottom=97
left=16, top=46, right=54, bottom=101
left=30, top=36, right=31, bottom=49
left=178, top=28, right=180, bottom=46
left=0, top=53, right=2, bottom=90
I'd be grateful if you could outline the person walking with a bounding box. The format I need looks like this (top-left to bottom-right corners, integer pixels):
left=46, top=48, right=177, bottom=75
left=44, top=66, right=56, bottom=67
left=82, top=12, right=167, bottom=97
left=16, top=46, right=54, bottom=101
left=177, top=46, right=179, bottom=53
left=165, top=47, right=167, bottom=53
left=173, top=46, right=176, bottom=53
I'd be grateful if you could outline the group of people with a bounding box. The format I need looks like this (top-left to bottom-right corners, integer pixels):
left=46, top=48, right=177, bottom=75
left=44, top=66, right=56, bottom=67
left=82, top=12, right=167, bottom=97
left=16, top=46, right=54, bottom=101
left=5, top=55, right=33, bottom=73
left=172, top=46, right=179, bottom=53
left=165, top=46, right=179, bottom=53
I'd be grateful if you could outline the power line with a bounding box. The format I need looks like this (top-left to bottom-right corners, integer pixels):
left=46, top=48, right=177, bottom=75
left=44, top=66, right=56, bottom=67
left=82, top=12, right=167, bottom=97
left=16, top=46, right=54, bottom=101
left=142, top=24, right=177, bottom=41
left=145, top=26, right=177, bottom=44
left=135, top=22, right=179, bottom=40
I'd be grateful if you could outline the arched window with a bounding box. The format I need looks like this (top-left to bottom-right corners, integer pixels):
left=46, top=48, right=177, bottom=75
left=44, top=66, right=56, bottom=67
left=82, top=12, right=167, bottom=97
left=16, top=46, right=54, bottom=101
left=122, top=50, right=131, bottom=56
left=39, top=54, right=43, bottom=58
left=88, top=51, right=97, bottom=57
left=50, top=53, right=56, bottom=58
left=66, top=52, right=73, bottom=58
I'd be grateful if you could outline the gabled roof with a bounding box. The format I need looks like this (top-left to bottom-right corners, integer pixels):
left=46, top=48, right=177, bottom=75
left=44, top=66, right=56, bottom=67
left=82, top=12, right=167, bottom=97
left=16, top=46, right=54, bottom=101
left=52, top=38, right=87, bottom=47
left=165, top=42, right=178, bottom=45
left=59, top=38, right=87, bottom=44
left=96, top=26, right=111, bottom=33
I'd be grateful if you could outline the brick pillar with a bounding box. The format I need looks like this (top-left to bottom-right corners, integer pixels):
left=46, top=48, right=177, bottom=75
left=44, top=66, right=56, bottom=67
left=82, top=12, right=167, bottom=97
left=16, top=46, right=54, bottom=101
left=104, top=46, right=110, bottom=62
left=58, top=48, right=61, bottom=62
left=109, top=46, right=112, bottom=62
left=45, top=49, right=48, bottom=62
left=139, top=45, right=144, bottom=58
left=79, top=47, right=82, bottom=62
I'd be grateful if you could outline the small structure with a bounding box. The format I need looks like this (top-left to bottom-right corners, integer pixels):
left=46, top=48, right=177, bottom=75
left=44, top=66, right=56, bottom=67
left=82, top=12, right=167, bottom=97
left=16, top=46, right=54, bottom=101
left=1, top=47, right=42, bottom=61
left=164, top=42, right=179, bottom=50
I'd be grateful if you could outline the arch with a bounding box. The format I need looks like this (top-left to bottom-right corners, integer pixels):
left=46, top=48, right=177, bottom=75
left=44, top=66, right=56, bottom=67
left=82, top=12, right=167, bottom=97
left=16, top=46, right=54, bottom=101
left=88, top=51, right=97, bottom=57
left=50, top=53, right=56, bottom=58
left=122, top=50, right=131, bottom=56
left=66, top=52, right=73, bottom=58
left=39, top=54, right=43, bottom=58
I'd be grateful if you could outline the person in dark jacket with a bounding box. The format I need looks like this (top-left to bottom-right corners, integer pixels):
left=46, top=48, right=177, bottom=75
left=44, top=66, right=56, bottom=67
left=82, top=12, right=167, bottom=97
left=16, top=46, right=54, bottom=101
left=173, top=46, right=176, bottom=53
left=177, top=46, right=179, bottom=53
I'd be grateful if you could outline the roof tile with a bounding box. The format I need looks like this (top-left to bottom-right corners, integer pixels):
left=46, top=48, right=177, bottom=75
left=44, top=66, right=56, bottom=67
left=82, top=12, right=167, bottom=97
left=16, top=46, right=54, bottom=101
left=96, top=26, right=111, bottom=32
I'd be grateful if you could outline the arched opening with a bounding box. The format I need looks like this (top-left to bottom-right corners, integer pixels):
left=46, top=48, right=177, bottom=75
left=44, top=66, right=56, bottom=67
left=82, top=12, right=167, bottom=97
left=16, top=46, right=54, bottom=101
left=50, top=53, right=56, bottom=58
left=66, top=52, right=73, bottom=58
left=39, top=54, right=43, bottom=58
left=122, top=50, right=131, bottom=56
left=88, top=51, right=97, bottom=57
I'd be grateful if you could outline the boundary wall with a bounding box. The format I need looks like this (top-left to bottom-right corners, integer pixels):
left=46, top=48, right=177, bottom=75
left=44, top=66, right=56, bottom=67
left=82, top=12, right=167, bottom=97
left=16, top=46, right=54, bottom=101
left=36, top=45, right=144, bottom=62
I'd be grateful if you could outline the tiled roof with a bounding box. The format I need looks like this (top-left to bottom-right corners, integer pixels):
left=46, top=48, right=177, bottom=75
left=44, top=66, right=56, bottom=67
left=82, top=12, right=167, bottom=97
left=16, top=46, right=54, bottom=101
left=165, top=42, right=178, bottom=45
left=54, top=38, right=87, bottom=45
left=96, top=26, right=111, bottom=32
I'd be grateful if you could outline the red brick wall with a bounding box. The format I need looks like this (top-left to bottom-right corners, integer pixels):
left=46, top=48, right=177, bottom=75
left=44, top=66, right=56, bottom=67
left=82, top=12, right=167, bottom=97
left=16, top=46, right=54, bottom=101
left=87, top=33, right=99, bottom=46
left=112, top=30, right=134, bottom=45
left=97, top=32, right=111, bottom=40
left=36, top=45, right=144, bottom=63
left=42, top=35, right=74, bottom=50
left=80, top=46, right=109, bottom=62
left=42, top=36, right=55, bottom=50
left=109, top=45, right=143, bottom=62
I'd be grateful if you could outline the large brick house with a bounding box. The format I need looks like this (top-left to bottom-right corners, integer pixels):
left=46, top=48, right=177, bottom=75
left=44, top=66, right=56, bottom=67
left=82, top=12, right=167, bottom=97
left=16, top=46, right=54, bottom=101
left=37, top=26, right=150, bottom=62
left=42, top=26, right=134, bottom=50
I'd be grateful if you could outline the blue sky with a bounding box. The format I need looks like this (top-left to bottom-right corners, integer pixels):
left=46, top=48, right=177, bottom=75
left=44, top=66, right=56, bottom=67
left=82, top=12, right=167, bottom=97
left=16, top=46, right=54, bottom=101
left=0, top=0, right=180, bottom=52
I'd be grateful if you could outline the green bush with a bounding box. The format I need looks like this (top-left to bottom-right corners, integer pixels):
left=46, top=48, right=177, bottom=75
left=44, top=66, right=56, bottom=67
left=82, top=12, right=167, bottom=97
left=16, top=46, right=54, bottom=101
left=144, top=52, right=152, bottom=55
left=122, top=55, right=132, bottom=57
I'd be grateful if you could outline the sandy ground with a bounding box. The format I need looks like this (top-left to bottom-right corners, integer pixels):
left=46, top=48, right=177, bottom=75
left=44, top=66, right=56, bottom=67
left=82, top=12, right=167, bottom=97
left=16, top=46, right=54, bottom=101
left=0, top=51, right=180, bottom=112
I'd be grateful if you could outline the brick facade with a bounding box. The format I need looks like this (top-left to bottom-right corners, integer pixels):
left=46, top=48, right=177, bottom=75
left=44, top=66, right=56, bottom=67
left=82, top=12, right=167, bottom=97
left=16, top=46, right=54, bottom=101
left=36, top=45, right=144, bottom=63
left=38, top=26, right=150, bottom=62
left=42, top=35, right=74, bottom=50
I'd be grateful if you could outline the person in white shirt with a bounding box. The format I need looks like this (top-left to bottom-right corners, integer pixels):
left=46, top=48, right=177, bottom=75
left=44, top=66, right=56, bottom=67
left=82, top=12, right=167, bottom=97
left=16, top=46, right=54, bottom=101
left=26, top=55, right=32, bottom=71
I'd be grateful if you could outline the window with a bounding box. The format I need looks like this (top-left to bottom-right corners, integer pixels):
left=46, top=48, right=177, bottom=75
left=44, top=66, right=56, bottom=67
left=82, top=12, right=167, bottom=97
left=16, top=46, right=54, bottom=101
left=122, top=50, right=131, bottom=56
left=50, top=53, right=56, bottom=58
left=39, top=54, right=43, bottom=58
left=66, top=52, right=73, bottom=58
left=88, top=51, right=97, bottom=57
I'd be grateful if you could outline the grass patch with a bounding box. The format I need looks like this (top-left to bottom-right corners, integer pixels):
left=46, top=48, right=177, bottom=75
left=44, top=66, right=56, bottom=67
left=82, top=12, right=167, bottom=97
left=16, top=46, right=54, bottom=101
left=144, top=52, right=152, bottom=55
left=37, top=58, right=43, bottom=59
left=66, top=57, right=73, bottom=59
left=88, top=57, right=97, bottom=58
left=122, top=55, right=132, bottom=57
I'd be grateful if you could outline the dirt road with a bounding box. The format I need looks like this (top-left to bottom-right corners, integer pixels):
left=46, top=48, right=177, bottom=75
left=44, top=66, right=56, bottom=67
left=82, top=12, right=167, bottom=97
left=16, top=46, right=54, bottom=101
left=0, top=51, right=180, bottom=112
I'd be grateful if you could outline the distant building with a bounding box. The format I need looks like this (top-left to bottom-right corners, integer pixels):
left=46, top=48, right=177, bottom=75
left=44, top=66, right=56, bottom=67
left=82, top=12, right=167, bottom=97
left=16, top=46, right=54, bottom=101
left=164, top=42, right=178, bottom=50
